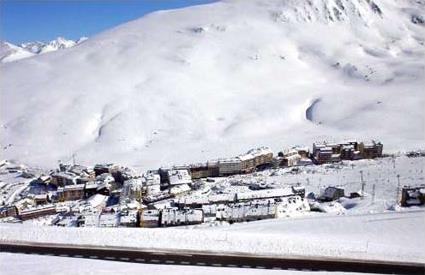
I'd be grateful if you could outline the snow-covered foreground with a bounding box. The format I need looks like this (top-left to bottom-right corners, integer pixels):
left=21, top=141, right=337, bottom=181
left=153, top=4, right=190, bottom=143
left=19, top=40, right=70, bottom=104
left=1, top=0, right=424, bottom=169
left=0, top=253, right=372, bottom=275
left=1, top=210, right=424, bottom=264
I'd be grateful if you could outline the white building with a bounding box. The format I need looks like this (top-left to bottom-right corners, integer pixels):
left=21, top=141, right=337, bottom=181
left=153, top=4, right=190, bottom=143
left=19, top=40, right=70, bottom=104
left=160, top=208, right=203, bottom=226
left=218, top=158, right=242, bottom=176
left=167, top=169, right=192, bottom=186
left=169, top=183, right=191, bottom=196
left=284, top=149, right=302, bottom=167
left=143, top=172, right=161, bottom=195
left=121, top=178, right=143, bottom=200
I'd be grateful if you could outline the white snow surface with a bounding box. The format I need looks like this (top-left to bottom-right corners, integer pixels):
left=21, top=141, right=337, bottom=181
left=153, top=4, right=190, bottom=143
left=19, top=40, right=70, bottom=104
left=1, top=0, right=425, bottom=169
left=1, top=210, right=424, bottom=263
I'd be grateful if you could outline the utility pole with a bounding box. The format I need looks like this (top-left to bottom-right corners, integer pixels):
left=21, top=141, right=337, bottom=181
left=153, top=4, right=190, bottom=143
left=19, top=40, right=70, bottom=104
left=360, top=170, right=365, bottom=198
left=396, top=174, right=401, bottom=205
left=72, top=153, right=76, bottom=166
left=371, top=182, right=376, bottom=204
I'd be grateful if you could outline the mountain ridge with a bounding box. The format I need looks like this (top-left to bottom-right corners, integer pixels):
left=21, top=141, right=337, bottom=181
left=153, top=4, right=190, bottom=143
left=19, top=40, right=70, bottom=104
left=0, top=0, right=424, bottom=169
left=0, top=36, right=87, bottom=63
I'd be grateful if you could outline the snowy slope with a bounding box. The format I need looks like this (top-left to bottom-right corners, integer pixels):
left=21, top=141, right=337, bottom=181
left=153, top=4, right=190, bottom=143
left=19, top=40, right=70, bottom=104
left=0, top=0, right=424, bottom=169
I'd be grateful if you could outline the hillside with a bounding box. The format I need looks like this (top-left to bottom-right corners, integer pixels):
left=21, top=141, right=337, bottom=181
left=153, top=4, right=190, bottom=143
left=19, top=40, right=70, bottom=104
left=0, top=0, right=424, bottom=169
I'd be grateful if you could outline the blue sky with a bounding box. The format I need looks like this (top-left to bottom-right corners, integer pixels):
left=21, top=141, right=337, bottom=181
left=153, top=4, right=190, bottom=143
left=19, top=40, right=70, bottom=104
left=0, top=0, right=216, bottom=44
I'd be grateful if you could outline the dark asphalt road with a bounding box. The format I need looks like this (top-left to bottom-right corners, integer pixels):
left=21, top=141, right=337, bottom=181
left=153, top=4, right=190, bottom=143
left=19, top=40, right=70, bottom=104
left=1, top=242, right=424, bottom=274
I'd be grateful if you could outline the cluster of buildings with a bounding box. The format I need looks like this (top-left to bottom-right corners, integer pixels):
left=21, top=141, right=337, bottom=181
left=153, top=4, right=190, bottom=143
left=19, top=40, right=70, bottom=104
left=311, top=140, right=383, bottom=164
left=0, top=139, right=386, bottom=227
left=139, top=186, right=309, bottom=227
left=0, top=163, right=133, bottom=223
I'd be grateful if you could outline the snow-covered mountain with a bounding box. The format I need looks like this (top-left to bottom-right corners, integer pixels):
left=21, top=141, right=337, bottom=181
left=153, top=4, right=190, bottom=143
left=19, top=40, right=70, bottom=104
left=0, top=37, right=86, bottom=63
left=0, top=42, right=35, bottom=63
left=0, top=0, right=424, bottom=169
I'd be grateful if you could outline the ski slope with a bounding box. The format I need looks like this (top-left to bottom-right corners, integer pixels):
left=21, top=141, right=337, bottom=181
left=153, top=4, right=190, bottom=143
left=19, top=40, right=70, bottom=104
left=1, top=0, right=424, bottom=169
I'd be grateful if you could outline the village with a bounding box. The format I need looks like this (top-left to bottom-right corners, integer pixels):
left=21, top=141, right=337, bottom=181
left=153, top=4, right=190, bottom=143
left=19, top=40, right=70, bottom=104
left=0, top=140, right=424, bottom=228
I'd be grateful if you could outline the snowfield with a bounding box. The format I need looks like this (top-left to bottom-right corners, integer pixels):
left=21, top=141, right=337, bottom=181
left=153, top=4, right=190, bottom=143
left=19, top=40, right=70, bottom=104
left=1, top=0, right=424, bottom=169
left=1, top=210, right=424, bottom=264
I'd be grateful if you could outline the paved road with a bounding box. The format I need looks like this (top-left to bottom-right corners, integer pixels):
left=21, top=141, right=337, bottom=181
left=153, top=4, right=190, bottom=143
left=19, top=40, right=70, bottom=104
left=1, top=242, right=424, bottom=274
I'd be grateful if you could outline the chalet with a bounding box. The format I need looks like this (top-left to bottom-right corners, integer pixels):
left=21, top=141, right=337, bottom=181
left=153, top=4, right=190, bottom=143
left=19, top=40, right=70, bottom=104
left=218, top=158, right=242, bottom=176
left=292, top=186, right=306, bottom=197
left=143, top=192, right=173, bottom=204
left=120, top=210, right=139, bottom=227
left=312, top=143, right=333, bottom=164
left=281, top=149, right=301, bottom=167
left=98, top=213, right=120, bottom=227
left=236, top=187, right=299, bottom=201
left=14, top=198, right=36, bottom=211
left=94, top=163, right=116, bottom=176
left=67, top=164, right=95, bottom=179
left=202, top=204, right=217, bottom=217
left=158, top=167, right=171, bottom=185
left=176, top=195, right=209, bottom=208
left=121, top=178, right=143, bottom=200
left=83, top=181, right=100, bottom=198
left=207, top=161, right=220, bottom=177
left=359, top=140, right=383, bottom=159
left=18, top=204, right=56, bottom=221
left=327, top=143, right=342, bottom=154
left=169, top=183, right=191, bottom=196
left=238, top=153, right=256, bottom=174
left=57, top=184, right=85, bottom=201
left=293, top=146, right=310, bottom=158
left=33, top=194, right=49, bottom=205
left=93, top=163, right=126, bottom=184
left=251, top=147, right=273, bottom=166
left=168, top=169, right=192, bottom=186
left=216, top=199, right=277, bottom=223
left=330, top=153, right=341, bottom=162
left=189, top=163, right=209, bottom=179
left=95, top=173, right=115, bottom=185
left=400, top=186, right=425, bottom=207
left=143, top=172, right=161, bottom=195
left=159, top=208, right=204, bottom=227
left=340, top=144, right=357, bottom=160
left=139, top=209, right=160, bottom=227
left=50, top=172, right=78, bottom=187
left=209, top=193, right=236, bottom=204
left=319, top=186, right=345, bottom=202
left=0, top=205, right=17, bottom=218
